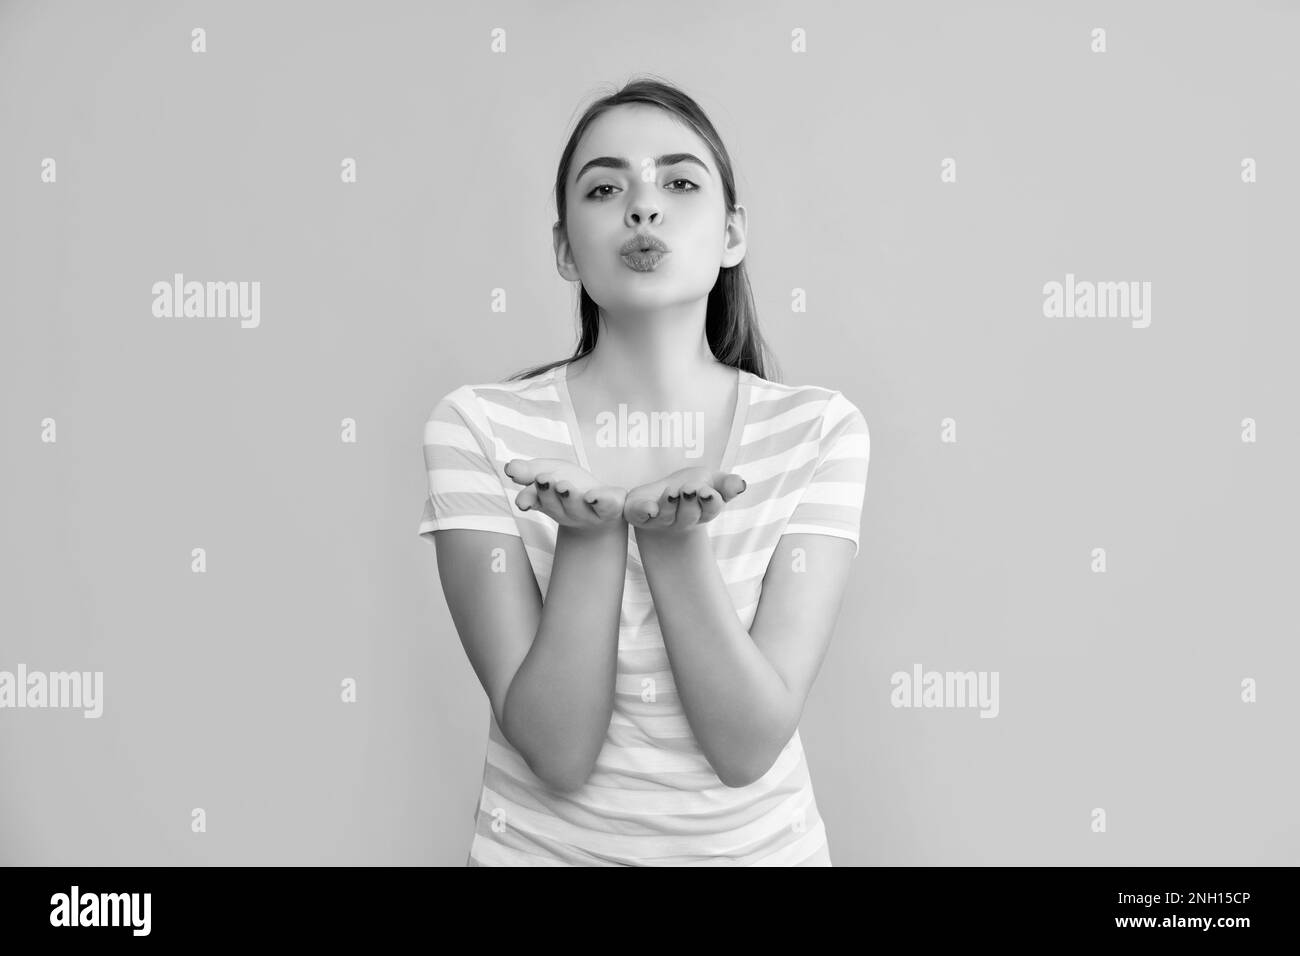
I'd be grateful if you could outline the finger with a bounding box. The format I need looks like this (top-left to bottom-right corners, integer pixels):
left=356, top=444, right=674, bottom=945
left=588, top=486, right=625, bottom=521
left=654, top=485, right=681, bottom=527
left=533, top=473, right=563, bottom=516
left=712, top=473, right=747, bottom=502
left=625, top=494, right=659, bottom=525
left=515, top=485, right=539, bottom=512
left=695, top=484, right=723, bottom=524
left=504, top=459, right=534, bottom=485
left=554, top=479, right=594, bottom=523
left=674, top=483, right=703, bottom=527
left=505, top=458, right=570, bottom=486
left=622, top=485, right=660, bottom=525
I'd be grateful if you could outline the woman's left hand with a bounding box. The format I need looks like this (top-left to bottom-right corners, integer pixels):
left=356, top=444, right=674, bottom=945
left=623, top=467, right=748, bottom=533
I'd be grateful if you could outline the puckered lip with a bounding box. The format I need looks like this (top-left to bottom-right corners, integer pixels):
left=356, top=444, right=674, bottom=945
left=619, top=232, right=670, bottom=254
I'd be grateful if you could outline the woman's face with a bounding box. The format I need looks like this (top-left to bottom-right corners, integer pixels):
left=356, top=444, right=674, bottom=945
left=556, top=103, right=746, bottom=315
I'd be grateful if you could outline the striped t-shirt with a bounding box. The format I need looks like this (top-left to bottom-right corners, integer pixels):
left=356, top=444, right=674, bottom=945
left=418, top=360, right=870, bottom=866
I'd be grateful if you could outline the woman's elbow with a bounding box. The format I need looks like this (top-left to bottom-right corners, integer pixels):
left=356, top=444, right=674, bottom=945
left=714, top=735, right=788, bottom=788
left=533, top=757, right=595, bottom=794
left=718, top=763, right=771, bottom=789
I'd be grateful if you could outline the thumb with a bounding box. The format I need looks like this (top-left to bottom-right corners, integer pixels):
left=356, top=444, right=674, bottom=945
left=505, top=459, right=539, bottom=485
left=712, top=472, right=748, bottom=502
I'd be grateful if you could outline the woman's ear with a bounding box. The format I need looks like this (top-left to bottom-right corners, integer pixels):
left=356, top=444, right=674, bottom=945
left=553, top=221, right=581, bottom=281
left=721, top=203, right=748, bottom=268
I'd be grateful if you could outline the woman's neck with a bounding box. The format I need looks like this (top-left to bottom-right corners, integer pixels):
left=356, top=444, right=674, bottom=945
left=570, top=324, right=726, bottom=407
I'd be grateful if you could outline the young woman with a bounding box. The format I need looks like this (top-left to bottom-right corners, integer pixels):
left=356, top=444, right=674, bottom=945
left=419, top=78, right=870, bottom=866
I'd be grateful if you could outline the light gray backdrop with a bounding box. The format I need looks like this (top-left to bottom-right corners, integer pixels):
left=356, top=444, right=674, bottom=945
left=2, top=0, right=1296, bottom=865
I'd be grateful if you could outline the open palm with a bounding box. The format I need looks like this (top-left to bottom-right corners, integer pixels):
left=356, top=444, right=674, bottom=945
left=623, top=467, right=748, bottom=532
left=505, top=458, right=627, bottom=529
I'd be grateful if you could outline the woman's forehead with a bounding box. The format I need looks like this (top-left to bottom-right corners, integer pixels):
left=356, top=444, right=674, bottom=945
left=572, top=107, right=712, bottom=178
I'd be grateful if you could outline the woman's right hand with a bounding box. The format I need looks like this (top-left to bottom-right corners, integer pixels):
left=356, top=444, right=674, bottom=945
left=505, top=458, right=627, bottom=530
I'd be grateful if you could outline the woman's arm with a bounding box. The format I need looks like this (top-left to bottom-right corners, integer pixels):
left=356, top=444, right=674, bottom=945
left=501, top=518, right=628, bottom=790
left=635, top=527, right=855, bottom=788
left=434, top=520, right=628, bottom=793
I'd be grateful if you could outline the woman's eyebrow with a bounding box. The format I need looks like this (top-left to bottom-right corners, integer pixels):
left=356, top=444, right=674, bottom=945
left=574, top=152, right=711, bottom=183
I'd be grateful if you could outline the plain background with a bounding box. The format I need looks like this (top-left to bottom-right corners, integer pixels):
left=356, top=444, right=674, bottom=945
left=2, top=0, right=1297, bottom=865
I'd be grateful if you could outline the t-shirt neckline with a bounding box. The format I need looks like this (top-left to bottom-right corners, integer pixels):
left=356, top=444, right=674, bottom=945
left=553, top=361, right=750, bottom=479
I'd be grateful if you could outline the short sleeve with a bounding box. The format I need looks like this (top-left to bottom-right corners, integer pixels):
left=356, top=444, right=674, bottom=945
left=418, top=388, right=524, bottom=540
left=782, top=392, right=870, bottom=557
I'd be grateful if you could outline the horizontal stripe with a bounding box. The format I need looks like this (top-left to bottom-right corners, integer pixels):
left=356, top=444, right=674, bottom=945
left=476, top=781, right=816, bottom=861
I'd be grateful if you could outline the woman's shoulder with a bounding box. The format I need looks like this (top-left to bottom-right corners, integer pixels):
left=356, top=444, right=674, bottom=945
left=745, top=371, right=867, bottom=424
left=426, top=368, right=562, bottom=422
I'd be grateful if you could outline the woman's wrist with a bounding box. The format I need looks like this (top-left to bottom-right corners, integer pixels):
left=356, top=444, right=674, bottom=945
left=632, top=523, right=710, bottom=553
left=558, top=517, right=629, bottom=543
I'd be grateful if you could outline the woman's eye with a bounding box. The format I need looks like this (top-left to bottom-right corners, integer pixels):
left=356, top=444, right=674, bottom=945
left=586, top=179, right=698, bottom=200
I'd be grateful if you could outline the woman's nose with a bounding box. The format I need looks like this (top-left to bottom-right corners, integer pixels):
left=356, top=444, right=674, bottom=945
left=627, top=206, right=661, bottom=226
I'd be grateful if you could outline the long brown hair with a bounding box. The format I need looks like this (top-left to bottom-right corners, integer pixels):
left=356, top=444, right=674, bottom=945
left=506, top=76, right=778, bottom=383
